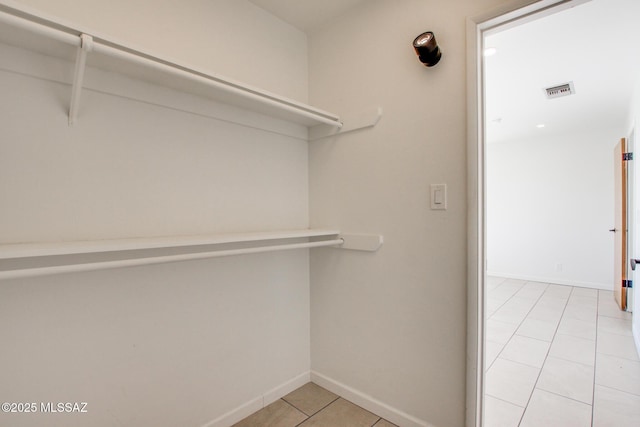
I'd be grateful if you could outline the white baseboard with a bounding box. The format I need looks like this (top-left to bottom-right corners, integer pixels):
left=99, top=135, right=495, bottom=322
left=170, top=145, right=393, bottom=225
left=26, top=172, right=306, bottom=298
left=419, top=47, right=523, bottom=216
left=263, top=371, right=311, bottom=406
left=310, top=371, right=437, bottom=427
left=201, top=371, right=310, bottom=427
left=486, top=271, right=613, bottom=291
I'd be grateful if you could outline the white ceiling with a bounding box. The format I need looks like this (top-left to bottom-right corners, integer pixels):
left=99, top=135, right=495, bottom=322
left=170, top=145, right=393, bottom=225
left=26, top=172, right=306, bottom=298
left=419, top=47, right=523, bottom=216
left=485, top=0, right=640, bottom=143
left=249, top=0, right=640, bottom=145
left=248, top=0, right=369, bottom=33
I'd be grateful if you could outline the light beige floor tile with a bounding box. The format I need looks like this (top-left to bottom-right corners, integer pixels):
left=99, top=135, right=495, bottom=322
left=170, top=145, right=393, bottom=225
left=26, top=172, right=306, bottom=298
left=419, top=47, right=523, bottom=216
left=372, top=419, right=397, bottom=427
left=563, top=305, right=597, bottom=324
left=567, top=295, right=598, bottom=309
left=503, top=278, right=527, bottom=286
left=544, top=284, right=573, bottom=298
left=536, top=295, right=569, bottom=308
left=485, top=340, right=504, bottom=371
left=232, top=399, right=307, bottom=427
left=484, top=395, right=524, bottom=427
left=520, top=389, right=592, bottom=427
left=527, top=304, right=564, bottom=323
left=537, top=356, right=594, bottom=404
left=598, top=296, right=632, bottom=320
left=486, top=319, right=519, bottom=344
left=595, top=353, right=640, bottom=396
left=598, top=290, right=614, bottom=297
left=571, top=287, right=598, bottom=299
left=299, top=398, right=379, bottom=427
left=483, top=285, right=640, bottom=427
left=500, top=335, right=550, bottom=368
left=516, top=318, right=558, bottom=342
left=557, top=317, right=596, bottom=341
left=597, top=331, right=640, bottom=361
left=549, top=333, right=596, bottom=366
left=490, top=299, right=533, bottom=325
left=593, top=385, right=640, bottom=427
left=486, top=358, right=539, bottom=407
left=486, top=276, right=507, bottom=290
left=490, top=283, right=525, bottom=301
left=486, top=298, right=506, bottom=317
left=515, top=282, right=548, bottom=300
left=597, top=316, right=633, bottom=337
left=283, top=382, right=339, bottom=416
left=509, top=295, right=538, bottom=312
left=509, top=296, right=539, bottom=310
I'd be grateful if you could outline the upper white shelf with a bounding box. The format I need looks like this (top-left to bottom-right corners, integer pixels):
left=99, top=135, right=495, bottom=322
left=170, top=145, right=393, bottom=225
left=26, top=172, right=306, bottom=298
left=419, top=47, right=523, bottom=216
left=0, top=229, right=341, bottom=260
left=0, top=3, right=343, bottom=128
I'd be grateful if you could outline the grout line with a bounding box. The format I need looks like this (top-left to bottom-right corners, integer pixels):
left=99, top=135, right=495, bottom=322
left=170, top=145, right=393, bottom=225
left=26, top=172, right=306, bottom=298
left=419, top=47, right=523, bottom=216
left=278, top=399, right=310, bottom=424
left=484, top=392, right=526, bottom=409
left=486, top=281, right=626, bottom=426
left=595, top=383, right=640, bottom=398
left=516, top=283, right=572, bottom=427
left=488, top=282, right=550, bottom=372
left=498, top=356, right=545, bottom=370
left=292, top=395, right=341, bottom=425
left=492, top=356, right=545, bottom=370
left=591, top=291, right=600, bottom=427
left=543, top=353, right=595, bottom=368
left=553, top=332, right=597, bottom=344
left=511, top=334, right=555, bottom=345
left=598, top=312, right=633, bottom=320
left=487, top=280, right=525, bottom=311
left=488, top=282, right=627, bottom=427
left=593, top=374, right=640, bottom=398
left=534, top=387, right=593, bottom=407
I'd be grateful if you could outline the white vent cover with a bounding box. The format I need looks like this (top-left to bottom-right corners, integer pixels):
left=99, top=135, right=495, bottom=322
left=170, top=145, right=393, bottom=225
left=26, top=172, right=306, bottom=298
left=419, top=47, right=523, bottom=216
left=544, top=82, right=575, bottom=99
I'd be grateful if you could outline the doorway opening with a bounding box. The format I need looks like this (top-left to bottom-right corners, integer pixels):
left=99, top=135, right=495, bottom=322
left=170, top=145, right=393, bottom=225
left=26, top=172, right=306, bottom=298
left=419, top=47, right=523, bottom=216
left=468, top=0, right=640, bottom=426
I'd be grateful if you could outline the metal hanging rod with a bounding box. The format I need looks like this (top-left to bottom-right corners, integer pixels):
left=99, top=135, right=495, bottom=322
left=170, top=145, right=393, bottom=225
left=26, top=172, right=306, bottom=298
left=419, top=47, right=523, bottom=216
left=0, top=8, right=80, bottom=46
left=0, top=238, right=345, bottom=281
left=0, top=8, right=343, bottom=128
left=90, top=42, right=343, bottom=128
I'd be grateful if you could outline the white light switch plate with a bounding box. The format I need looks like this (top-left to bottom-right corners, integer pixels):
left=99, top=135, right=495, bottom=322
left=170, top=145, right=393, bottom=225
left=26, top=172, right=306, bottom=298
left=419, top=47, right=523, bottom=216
left=430, top=184, right=447, bottom=210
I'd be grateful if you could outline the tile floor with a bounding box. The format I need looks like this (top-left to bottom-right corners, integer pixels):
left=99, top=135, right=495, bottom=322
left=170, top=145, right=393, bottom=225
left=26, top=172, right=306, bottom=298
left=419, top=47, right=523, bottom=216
left=485, top=277, right=640, bottom=427
left=232, top=382, right=396, bottom=427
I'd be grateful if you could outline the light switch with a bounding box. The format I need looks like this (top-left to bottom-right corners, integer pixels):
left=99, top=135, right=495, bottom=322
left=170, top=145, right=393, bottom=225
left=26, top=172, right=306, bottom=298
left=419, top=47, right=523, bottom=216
left=434, top=188, right=444, bottom=204
left=430, top=184, right=447, bottom=210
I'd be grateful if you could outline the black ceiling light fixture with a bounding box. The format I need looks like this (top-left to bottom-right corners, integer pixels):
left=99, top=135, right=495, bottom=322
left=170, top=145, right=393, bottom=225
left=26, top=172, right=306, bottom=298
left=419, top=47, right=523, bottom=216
left=413, top=31, right=441, bottom=67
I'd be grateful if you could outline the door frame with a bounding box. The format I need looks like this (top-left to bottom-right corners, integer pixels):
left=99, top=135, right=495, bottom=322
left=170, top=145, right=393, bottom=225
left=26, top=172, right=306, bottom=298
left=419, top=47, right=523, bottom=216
left=628, top=129, right=636, bottom=315
left=614, top=138, right=629, bottom=309
left=465, top=1, right=589, bottom=426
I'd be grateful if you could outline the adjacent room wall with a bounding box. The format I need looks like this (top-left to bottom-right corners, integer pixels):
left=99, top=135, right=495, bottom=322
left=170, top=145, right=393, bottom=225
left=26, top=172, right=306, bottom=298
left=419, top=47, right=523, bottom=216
left=0, top=1, right=311, bottom=426
left=486, top=130, right=617, bottom=290
left=631, top=76, right=640, bottom=357
left=307, top=1, right=505, bottom=426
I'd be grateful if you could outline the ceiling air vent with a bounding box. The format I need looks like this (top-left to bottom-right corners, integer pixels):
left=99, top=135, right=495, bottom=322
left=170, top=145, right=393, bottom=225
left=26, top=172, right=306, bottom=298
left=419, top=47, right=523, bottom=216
left=544, top=82, right=575, bottom=99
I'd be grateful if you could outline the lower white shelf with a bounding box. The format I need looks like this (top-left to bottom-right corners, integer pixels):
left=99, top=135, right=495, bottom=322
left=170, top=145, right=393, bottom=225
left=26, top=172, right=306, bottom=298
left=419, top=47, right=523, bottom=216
left=0, top=229, right=383, bottom=280
left=0, top=229, right=341, bottom=259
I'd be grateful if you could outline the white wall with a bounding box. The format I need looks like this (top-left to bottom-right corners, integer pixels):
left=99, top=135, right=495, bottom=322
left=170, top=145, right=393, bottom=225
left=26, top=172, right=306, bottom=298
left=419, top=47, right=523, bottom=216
left=3, top=0, right=308, bottom=102
left=0, top=1, right=312, bottom=426
left=307, top=1, right=505, bottom=426
left=631, top=76, right=640, bottom=356
left=486, top=130, right=617, bottom=290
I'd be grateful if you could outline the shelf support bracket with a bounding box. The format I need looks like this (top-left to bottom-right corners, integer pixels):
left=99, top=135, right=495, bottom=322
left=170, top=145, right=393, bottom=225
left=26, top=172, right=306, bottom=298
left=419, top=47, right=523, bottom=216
left=69, top=33, right=93, bottom=126
left=337, top=233, right=384, bottom=251
left=309, top=106, right=382, bottom=141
